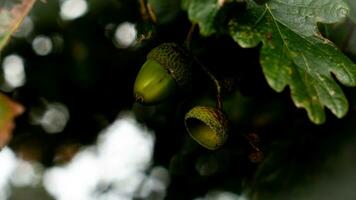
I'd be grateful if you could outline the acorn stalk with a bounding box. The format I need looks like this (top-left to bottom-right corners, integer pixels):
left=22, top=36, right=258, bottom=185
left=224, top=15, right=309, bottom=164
left=147, top=0, right=181, bottom=25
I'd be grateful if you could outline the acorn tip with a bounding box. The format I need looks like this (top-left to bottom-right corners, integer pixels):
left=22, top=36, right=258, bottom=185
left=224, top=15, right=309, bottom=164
left=134, top=94, right=144, bottom=104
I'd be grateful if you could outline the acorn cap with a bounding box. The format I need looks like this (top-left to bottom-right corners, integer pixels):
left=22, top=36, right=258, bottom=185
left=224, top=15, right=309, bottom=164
left=147, top=43, right=191, bottom=88
left=184, top=106, right=229, bottom=150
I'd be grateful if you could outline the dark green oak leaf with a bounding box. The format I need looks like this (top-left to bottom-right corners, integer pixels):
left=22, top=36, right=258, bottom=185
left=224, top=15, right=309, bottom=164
left=183, top=0, right=247, bottom=36
left=230, top=0, right=356, bottom=124
left=183, top=0, right=223, bottom=36
left=0, top=0, right=36, bottom=52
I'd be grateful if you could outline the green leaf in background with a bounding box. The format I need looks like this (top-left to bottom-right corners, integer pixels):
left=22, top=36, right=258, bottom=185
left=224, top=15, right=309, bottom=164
left=183, top=0, right=223, bottom=36
left=0, top=0, right=36, bottom=52
left=346, top=0, right=356, bottom=23
left=229, top=0, right=356, bottom=124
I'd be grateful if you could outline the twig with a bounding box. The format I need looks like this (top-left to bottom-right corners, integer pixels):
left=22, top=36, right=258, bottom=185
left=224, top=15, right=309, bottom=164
left=146, top=3, right=157, bottom=23
left=183, top=23, right=223, bottom=110
left=192, top=56, right=223, bottom=110
left=183, top=23, right=197, bottom=50
left=139, top=0, right=150, bottom=22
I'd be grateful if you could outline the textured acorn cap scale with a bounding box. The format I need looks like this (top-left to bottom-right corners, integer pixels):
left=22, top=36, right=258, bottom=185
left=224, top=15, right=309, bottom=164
left=147, top=43, right=191, bottom=87
left=134, top=43, right=191, bottom=104
left=184, top=106, right=229, bottom=150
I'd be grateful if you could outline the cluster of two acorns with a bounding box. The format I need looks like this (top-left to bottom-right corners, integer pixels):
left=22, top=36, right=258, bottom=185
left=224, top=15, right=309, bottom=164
left=134, top=43, right=229, bottom=150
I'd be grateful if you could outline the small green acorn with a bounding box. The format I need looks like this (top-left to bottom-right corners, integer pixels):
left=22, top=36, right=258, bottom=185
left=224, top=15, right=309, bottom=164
left=134, top=43, right=191, bottom=105
left=184, top=106, right=229, bottom=150
left=147, top=0, right=181, bottom=25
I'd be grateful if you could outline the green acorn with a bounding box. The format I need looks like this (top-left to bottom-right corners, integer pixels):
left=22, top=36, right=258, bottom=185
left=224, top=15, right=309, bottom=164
left=184, top=106, right=229, bottom=150
left=134, top=43, right=191, bottom=105
left=147, top=0, right=181, bottom=25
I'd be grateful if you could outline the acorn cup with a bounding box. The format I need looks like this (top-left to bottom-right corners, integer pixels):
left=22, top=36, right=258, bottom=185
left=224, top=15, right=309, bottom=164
left=184, top=106, right=229, bottom=150
left=134, top=43, right=191, bottom=105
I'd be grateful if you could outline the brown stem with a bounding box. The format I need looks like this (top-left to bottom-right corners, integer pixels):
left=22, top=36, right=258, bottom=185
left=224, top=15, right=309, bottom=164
left=139, top=0, right=150, bottom=22
left=146, top=3, right=157, bottom=23
left=184, top=23, right=223, bottom=110
left=192, top=56, right=223, bottom=110
left=184, top=23, right=197, bottom=50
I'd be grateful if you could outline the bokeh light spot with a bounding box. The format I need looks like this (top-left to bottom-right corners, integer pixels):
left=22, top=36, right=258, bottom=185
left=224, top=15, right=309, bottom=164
left=40, top=103, right=70, bottom=134
left=43, top=114, right=161, bottom=200
left=2, top=54, right=26, bottom=90
left=114, top=22, right=137, bottom=49
left=60, top=0, right=88, bottom=21
left=32, top=35, right=53, bottom=56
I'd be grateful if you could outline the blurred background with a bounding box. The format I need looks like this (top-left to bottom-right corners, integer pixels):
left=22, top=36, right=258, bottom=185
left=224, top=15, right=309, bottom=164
left=2, top=0, right=356, bottom=199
